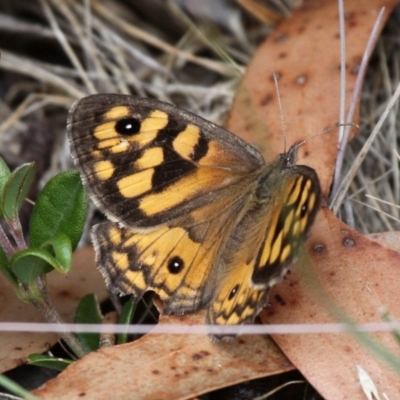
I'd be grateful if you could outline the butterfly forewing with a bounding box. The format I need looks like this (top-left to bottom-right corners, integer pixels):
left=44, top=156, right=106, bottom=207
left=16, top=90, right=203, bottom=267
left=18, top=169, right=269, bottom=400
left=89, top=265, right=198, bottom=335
left=207, top=162, right=321, bottom=327
left=206, top=258, right=267, bottom=327
left=67, top=94, right=263, bottom=229
left=251, top=166, right=321, bottom=286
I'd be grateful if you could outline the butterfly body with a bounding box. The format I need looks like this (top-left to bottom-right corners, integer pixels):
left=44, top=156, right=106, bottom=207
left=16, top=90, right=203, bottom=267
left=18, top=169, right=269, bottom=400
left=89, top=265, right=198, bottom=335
left=68, top=93, right=321, bottom=330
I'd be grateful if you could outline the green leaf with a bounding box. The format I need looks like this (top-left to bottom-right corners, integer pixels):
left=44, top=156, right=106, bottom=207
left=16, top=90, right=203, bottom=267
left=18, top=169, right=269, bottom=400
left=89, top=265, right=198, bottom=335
left=27, top=354, right=72, bottom=371
left=117, top=296, right=136, bottom=345
left=30, top=171, right=87, bottom=250
left=10, top=248, right=61, bottom=283
left=42, top=232, right=73, bottom=273
left=1, top=163, right=36, bottom=223
left=10, top=234, right=73, bottom=283
left=382, top=311, right=400, bottom=344
left=0, top=157, right=11, bottom=218
left=0, top=374, right=39, bottom=400
left=74, top=294, right=102, bottom=352
left=0, top=245, right=18, bottom=288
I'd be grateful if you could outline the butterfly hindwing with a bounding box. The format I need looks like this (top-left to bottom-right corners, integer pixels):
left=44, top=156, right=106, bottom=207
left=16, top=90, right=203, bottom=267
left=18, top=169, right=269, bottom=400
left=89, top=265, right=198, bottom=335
left=93, top=222, right=218, bottom=313
left=93, top=194, right=251, bottom=313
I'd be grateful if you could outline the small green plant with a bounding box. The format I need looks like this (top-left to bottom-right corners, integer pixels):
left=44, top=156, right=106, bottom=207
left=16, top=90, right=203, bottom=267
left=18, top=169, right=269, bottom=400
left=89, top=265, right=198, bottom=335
left=0, top=158, right=135, bottom=370
left=0, top=156, right=137, bottom=377
left=0, top=157, right=89, bottom=357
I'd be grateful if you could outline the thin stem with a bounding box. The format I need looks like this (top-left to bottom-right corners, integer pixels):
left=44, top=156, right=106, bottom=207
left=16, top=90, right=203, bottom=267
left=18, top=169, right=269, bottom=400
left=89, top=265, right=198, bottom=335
left=9, top=218, right=27, bottom=250
left=30, top=276, right=88, bottom=358
left=0, top=223, right=15, bottom=259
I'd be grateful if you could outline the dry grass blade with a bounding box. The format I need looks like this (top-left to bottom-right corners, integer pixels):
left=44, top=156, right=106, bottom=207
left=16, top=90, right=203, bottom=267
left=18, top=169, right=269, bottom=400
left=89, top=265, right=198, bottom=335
left=0, top=93, right=72, bottom=133
left=331, top=7, right=387, bottom=204
left=0, top=51, right=86, bottom=99
left=332, top=81, right=400, bottom=214
left=93, top=0, right=241, bottom=77
left=253, top=379, right=305, bottom=400
left=40, top=0, right=96, bottom=94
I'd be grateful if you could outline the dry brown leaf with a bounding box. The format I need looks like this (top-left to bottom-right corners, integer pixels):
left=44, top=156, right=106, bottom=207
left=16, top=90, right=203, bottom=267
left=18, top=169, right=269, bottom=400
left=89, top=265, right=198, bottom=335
left=32, top=311, right=293, bottom=399
left=262, top=208, right=400, bottom=399
left=0, top=247, right=108, bottom=373
left=226, top=0, right=400, bottom=399
left=228, top=0, right=397, bottom=195
left=367, top=231, right=400, bottom=252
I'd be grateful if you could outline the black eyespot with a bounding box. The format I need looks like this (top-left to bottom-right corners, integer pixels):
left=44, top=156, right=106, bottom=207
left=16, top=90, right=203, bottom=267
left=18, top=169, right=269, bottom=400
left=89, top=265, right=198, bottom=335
left=115, top=118, right=141, bottom=135
left=300, top=203, right=308, bottom=217
left=228, top=284, right=239, bottom=301
left=168, top=256, right=184, bottom=274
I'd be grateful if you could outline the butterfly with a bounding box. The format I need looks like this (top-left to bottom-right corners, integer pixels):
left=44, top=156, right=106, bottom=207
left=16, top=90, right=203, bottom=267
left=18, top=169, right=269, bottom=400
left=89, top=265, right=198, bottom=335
left=67, top=93, right=321, bottom=335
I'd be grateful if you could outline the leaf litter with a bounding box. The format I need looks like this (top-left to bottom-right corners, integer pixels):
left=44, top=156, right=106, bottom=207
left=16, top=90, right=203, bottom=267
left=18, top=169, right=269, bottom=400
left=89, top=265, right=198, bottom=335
left=1, top=0, right=400, bottom=399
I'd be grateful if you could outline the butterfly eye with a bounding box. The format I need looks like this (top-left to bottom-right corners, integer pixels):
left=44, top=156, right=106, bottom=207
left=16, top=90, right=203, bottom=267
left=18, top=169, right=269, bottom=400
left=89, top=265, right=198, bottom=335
left=228, top=284, right=239, bottom=301
left=115, top=118, right=141, bottom=135
left=168, top=256, right=184, bottom=274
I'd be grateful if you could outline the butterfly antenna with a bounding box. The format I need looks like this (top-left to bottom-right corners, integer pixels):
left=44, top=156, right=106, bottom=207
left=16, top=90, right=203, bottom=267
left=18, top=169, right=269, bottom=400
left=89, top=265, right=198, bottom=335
left=272, top=71, right=287, bottom=154
left=293, top=122, right=359, bottom=154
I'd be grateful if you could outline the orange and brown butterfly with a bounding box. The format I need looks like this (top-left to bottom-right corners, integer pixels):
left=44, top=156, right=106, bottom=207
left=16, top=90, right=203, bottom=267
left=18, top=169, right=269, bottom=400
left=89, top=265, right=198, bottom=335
left=67, top=93, right=321, bottom=335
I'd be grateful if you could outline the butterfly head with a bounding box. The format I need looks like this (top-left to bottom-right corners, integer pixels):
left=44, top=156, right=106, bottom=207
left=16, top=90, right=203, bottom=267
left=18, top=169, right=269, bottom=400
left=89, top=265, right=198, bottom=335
left=278, top=141, right=301, bottom=170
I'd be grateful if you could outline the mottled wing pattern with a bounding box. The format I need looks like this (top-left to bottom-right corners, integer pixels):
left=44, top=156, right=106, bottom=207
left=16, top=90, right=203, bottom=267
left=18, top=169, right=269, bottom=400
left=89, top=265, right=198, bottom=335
left=207, top=167, right=321, bottom=327
left=68, top=93, right=322, bottom=333
left=67, top=94, right=263, bottom=229
left=251, top=167, right=321, bottom=286
left=68, top=93, right=265, bottom=313
left=92, top=178, right=259, bottom=312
